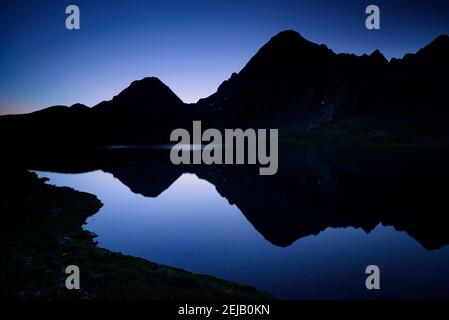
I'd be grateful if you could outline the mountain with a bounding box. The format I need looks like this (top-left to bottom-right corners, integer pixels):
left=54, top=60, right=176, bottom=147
left=197, top=30, right=449, bottom=144
left=88, top=77, right=190, bottom=145
left=197, top=30, right=337, bottom=130
left=31, top=146, right=447, bottom=250
left=1, top=29, right=449, bottom=154
left=31, top=103, right=90, bottom=115
left=0, top=77, right=191, bottom=158
left=93, top=77, right=184, bottom=114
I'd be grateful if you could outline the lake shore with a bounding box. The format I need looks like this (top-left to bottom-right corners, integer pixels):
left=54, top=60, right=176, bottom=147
left=0, top=168, right=272, bottom=299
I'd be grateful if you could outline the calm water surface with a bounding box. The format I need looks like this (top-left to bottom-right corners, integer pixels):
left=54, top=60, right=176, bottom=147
left=35, top=150, right=449, bottom=299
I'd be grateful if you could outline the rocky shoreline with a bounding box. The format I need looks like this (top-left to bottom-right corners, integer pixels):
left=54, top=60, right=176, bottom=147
left=0, top=169, right=272, bottom=300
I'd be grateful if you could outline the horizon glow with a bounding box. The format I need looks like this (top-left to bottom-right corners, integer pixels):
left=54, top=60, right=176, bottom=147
left=1, top=0, right=449, bottom=114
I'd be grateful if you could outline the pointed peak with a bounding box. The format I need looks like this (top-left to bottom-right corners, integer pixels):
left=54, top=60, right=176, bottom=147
left=129, top=77, right=165, bottom=88
left=93, top=77, right=184, bottom=112
left=254, top=30, right=324, bottom=57
left=271, top=30, right=305, bottom=40
left=370, top=49, right=382, bottom=56
left=227, top=29, right=335, bottom=83
left=121, top=77, right=174, bottom=95
left=369, top=49, right=387, bottom=62
left=266, top=30, right=311, bottom=47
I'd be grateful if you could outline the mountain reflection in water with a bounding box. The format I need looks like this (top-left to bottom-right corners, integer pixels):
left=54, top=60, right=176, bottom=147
left=35, top=146, right=449, bottom=299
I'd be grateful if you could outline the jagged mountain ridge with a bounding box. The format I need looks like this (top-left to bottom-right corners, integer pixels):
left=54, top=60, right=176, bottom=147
left=197, top=30, right=449, bottom=141
left=1, top=30, right=449, bottom=149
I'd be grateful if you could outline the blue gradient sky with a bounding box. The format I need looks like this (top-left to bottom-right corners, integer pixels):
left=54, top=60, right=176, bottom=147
left=1, top=0, right=449, bottom=114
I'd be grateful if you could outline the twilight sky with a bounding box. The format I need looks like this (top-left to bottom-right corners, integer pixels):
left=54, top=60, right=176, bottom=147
left=1, top=0, right=449, bottom=114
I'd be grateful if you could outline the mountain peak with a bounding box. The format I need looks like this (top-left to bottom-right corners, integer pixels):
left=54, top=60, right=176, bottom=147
left=262, top=30, right=315, bottom=50
left=270, top=30, right=305, bottom=41
left=128, top=76, right=165, bottom=88
left=93, top=77, right=184, bottom=112
left=236, top=29, right=332, bottom=80
left=369, top=49, right=387, bottom=63
left=120, top=76, right=183, bottom=104
left=370, top=49, right=382, bottom=56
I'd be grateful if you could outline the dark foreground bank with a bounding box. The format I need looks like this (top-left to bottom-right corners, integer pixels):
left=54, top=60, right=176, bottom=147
left=0, top=168, right=271, bottom=299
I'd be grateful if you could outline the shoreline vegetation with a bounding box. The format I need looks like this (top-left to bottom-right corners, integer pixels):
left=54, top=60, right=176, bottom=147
left=0, top=168, right=272, bottom=300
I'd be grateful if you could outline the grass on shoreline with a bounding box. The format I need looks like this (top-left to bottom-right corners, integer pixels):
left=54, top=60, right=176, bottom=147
left=0, top=169, right=272, bottom=300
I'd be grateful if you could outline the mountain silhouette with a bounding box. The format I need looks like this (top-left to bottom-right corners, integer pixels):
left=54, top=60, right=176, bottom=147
left=403, top=34, right=449, bottom=65
left=198, top=30, right=449, bottom=143
left=2, top=29, right=449, bottom=250
left=1, top=29, right=449, bottom=156
left=32, top=103, right=90, bottom=115
left=93, top=77, right=184, bottom=114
